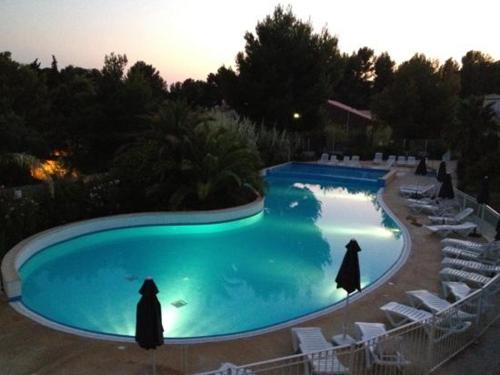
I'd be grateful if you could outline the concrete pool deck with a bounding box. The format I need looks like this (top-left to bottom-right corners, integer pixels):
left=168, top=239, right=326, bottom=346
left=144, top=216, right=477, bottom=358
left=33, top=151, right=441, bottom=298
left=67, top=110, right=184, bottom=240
left=0, top=168, right=498, bottom=374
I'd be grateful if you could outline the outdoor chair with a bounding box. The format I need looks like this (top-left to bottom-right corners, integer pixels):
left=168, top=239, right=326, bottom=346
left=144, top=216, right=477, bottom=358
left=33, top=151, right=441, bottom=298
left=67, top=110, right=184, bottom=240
left=441, top=281, right=473, bottom=302
left=319, top=153, right=329, bottom=163
left=406, top=156, right=417, bottom=167
left=439, top=267, right=492, bottom=287
left=442, top=246, right=500, bottom=265
left=396, top=156, right=407, bottom=166
left=408, top=203, right=452, bottom=215
left=373, top=152, right=383, bottom=164
left=405, top=289, right=475, bottom=321
left=350, top=155, right=361, bottom=167
left=428, top=207, right=474, bottom=225
left=441, top=257, right=500, bottom=276
left=400, top=184, right=437, bottom=198
left=213, top=362, right=253, bottom=375
left=441, top=239, right=500, bottom=253
left=340, top=156, right=351, bottom=166
left=424, top=222, right=477, bottom=237
left=386, top=155, right=396, bottom=168
left=291, top=327, right=350, bottom=374
left=380, top=302, right=471, bottom=343
left=328, top=154, right=339, bottom=165
left=353, top=322, right=411, bottom=369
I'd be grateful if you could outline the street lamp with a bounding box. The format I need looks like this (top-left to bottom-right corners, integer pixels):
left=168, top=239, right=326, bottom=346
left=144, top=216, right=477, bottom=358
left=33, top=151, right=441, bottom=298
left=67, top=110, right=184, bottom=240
left=293, top=112, right=301, bottom=119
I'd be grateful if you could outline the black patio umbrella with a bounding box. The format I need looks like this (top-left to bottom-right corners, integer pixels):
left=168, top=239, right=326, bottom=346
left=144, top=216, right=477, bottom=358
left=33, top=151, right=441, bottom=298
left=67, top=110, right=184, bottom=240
left=437, top=161, right=447, bottom=182
left=438, top=173, right=455, bottom=200
left=495, top=219, right=500, bottom=241
left=415, top=157, right=427, bottom=176
left=477, top=176, right=490, bottom=205
left=335, top=239, right=362, bottom=339
left=136, top=278, right=164, bottom=375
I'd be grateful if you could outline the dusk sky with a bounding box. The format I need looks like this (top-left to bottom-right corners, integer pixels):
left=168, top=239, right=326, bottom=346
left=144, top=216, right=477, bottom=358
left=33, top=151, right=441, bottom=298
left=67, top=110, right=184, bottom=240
left=2, top=0, right=500, bottom=84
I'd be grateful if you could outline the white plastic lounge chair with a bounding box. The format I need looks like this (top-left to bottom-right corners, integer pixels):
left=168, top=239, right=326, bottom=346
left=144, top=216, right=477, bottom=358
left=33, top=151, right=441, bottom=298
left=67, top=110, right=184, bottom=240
left=428, top=207, right=474, bottom=225
left=396, top=156, right=407, bottom=166
left=213, top=363, right=252, bottom=375
left=441, top=281, right=473, bottom=301
left=380, top=302, right=471, bottom=342
left=441, top=239, right=500, bottom=253
left=400, top=184, right=436, bottom=198
left=373, top=152, right=383, bottom=164
left=424, top=222, right=477, bottom=237
left=328, top=154, right=339, bottom=165
left=386, top=155, right=396, bottom=168
left=319, top=153, right=329, bottom=163
left=353, top=322, right=410, bottom=369
left=350, top=155, right=360, bottom=167
left=291, top=327, right=349, bottom=374
left=408, top=203, right=447, bottom=215
left=406, top=156, right=417, bottom=167
left=439, top=267, right=492, bottom=287
left=406, top=289, right=475, bottom=321
left=342, top=156, right=351, bottom=166
left=442, top=257, right=500, bottom=276
left=442, top=246, right=500, bottom=265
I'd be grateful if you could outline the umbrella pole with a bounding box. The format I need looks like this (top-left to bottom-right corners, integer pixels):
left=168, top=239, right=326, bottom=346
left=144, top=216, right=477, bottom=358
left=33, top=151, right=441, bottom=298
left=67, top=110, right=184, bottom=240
left=343, top=292, right=350, bottom=339
left=151, top=350, right=156, bottom=375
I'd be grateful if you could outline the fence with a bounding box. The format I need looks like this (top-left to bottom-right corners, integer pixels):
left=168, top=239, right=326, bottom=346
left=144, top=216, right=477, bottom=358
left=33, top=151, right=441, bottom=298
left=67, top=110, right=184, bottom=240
left=455, top=190, right=498, bottom=241
left=198, top=188, right=500, bottom=375
left=198, top=274, right=500, bottom=375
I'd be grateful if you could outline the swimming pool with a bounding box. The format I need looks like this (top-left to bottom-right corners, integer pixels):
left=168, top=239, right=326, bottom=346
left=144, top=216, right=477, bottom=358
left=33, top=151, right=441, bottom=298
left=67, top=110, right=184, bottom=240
left=13, top=163, right=407, bottom=341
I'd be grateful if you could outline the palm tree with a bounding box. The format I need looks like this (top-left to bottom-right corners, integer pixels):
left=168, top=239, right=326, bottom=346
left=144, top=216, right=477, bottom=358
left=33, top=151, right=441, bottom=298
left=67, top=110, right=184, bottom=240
left=169, top=122, right=264, bottom=209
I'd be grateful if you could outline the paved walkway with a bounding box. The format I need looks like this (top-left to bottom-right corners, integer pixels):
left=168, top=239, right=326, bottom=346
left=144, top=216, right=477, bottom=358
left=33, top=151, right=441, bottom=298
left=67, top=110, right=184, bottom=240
left=0, top=169, right=496, bottom=374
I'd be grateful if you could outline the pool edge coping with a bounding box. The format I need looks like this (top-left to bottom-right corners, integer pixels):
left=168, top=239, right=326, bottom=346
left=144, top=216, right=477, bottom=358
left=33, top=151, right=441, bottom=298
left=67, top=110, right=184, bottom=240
left=2, top=164, right=411, bottom=345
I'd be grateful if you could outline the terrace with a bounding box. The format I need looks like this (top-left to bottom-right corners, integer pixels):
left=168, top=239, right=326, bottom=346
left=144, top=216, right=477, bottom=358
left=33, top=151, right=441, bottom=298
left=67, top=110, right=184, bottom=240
left=1, top=161, right=499, bottom=374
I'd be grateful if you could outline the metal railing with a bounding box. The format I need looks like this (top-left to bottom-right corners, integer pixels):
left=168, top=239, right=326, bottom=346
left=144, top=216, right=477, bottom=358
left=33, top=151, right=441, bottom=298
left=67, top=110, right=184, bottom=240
left=198, top=275, right=500, bottom=375
left=198, top=188, right=500, bottom=375
left=455, top=190, right=498, bottom=240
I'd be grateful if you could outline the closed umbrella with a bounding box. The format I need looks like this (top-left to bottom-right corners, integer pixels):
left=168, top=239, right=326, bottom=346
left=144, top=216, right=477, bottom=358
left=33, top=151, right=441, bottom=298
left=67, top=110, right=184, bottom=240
left=438, top=173, right=455, bottom=200
left=335, top=239, right=361, bottom=341
left=477, top=176, right=490, bottom=205
left=415, top=157, right=427, bottom=176
left=437, top=161, right=447, bottom=183
left=136, top=278, right=164, bottom=375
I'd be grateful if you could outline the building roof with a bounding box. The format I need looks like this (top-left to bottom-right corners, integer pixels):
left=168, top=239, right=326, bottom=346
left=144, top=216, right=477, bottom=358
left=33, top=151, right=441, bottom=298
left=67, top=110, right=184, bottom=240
left=327, top=100, right=373, bottom=121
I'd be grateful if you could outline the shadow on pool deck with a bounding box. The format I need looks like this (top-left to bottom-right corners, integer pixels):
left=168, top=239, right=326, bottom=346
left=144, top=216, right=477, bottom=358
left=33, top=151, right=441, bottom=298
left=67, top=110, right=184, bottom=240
left=0, top=168, right=498, bottom=374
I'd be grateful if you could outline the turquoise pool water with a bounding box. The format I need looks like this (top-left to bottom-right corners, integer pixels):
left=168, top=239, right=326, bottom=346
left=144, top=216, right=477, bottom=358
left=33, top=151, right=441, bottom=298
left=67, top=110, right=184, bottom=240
left=19, top=163, right=404, bottom=339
